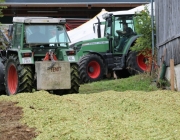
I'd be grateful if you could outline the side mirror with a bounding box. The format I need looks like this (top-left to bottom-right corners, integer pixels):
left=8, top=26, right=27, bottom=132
left=107, top=18, right=112, bottom=27
left=8, top=25, right=13, bottom=37
left=93, top=23, right=95, bottom=33
left=106, top=33, right=110, bottom=39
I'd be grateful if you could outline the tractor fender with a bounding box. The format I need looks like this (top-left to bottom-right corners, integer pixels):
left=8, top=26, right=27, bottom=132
left=118, top=35, right=141, bottom=69
left=124, top=35, right=141, bottom=55
left=6, top=49, right=18, bottom=57
left=82, top=50, right=106, bottom=64
left=6, top=49, right=34, bottom=64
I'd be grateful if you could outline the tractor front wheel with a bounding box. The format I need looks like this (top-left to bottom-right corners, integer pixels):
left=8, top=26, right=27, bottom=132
left=126, top=51, right=151, bottom=75
left=4, top=55, right=34, bottom=95
left=79, top=54, right=105, bottom=83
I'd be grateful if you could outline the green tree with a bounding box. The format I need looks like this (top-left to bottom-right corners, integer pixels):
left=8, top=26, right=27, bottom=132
left=0, top=0, right=7, bottom=49
left=132, top=6, right=158, bottom=75
left=131, top=6, right=156, bottom=57
left=0, top=0, right=6, bottom=19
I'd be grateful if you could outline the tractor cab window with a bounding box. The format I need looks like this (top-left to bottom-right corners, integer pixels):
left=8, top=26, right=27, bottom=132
left=114, top=16, right=135, bottom=35
left=13, top=23, right=22, bottom=48
left=104, top=18, right=112, bottom=37
left=114, top=15, right=135, bottom=52
left=48, top=25, right=70, bottom=47
left=25, top=25, right=70, bottom=47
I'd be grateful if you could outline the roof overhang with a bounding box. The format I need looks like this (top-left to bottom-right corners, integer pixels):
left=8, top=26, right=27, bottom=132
left=1, top=2, right=149, bottom=8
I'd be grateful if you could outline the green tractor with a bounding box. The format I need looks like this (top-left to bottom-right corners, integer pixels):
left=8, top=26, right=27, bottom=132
left=0, top=17, right=80, bottom=95
left=71, top=11, right=151, bottom=83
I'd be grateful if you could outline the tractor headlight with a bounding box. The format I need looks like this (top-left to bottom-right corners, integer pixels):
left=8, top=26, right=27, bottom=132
left=66, top=50, right=76, bottom=55
left=70, top=43, right=82, bottom=52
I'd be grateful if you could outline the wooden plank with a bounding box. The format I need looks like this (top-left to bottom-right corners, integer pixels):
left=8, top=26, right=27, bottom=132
left=170, top=59, right=174, bottom=91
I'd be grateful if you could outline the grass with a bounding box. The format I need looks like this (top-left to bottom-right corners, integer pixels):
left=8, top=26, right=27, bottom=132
left=1, top=74, right=180, bottom=140
left=80, top=73, right=158, bottom=94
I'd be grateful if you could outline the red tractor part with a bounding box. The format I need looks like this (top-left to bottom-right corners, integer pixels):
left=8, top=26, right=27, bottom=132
left=43, top=52, right=58, bottom=61
left=7, top=64, right=18, bottom=94
left=137, top=53, right=152, bottom=72
left=87, top=61, right=101, bottom=79
left=126, top=51, right=152, bottom=75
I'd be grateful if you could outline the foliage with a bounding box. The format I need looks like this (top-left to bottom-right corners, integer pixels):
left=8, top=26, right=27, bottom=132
left=131, top=6, right=156, bottom=56
left=0, top=0, right=7, bottom=49
left=0, top=0, right=6, bottom=19
left=157, top=78, right=171, bottom=90
left=80, top=73, right=158, bottom=94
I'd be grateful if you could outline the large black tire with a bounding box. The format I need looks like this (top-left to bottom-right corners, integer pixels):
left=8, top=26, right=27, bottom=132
left=79, top=54, right=105, bottom=83
left=54, top=64, right=80, bottom=95
left=4, top=55, right=34, bottom=95
left=126, top=51, right=149, bottom=75
left=0, top=60, right=5, bottom=93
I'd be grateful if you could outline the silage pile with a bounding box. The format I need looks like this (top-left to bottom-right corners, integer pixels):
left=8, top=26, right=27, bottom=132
left=0, top=90, right=180, bottom=140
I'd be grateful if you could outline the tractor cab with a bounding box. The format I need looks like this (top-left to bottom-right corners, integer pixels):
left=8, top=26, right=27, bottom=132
left=102, top=13, right=136, bottom=54
left=71, top=11, right=150, bottom=83
left=12, top=17, right=71, bottom=49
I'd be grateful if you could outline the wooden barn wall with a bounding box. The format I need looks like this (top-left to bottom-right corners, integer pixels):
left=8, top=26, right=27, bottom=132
left=155, top=0, right=180, bottom=66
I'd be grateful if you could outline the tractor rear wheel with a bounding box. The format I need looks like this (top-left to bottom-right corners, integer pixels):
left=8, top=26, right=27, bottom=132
left=54, top=64, right=80, bottom=95
left=126, top=51, right=150, bottom=75
left=4, top=55, right=34, bottom=95
left=79, top=54, right=105, bottom=83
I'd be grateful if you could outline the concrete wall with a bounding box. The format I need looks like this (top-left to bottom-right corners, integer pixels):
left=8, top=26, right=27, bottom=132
left=165, top=64, right=180, bottom=91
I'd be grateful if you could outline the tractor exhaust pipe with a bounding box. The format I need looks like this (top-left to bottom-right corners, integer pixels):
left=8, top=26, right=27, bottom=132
left=96, top=17, right=101, bottom=38
left=93, top=17, right=101, bottom=38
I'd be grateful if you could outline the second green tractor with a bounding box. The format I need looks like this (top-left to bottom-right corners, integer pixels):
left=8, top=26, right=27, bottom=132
left=70, top=11, right=151, bottom=83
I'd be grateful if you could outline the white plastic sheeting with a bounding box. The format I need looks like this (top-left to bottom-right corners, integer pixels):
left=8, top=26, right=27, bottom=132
left=67, top=9, right=107, bottom=45
left=68, top=3, right=153, bottom=44
left=109, top=3, right=152, bottom=16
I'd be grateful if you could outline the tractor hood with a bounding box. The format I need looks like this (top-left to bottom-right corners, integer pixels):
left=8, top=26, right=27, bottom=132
left=72, top=37, right=109, bottom=57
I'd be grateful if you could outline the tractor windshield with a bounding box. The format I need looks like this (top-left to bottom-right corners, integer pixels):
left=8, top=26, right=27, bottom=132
left=25, top=25, right=71, bottom=46
left=114, top=15, right=135, bottom=37
left=113, top=15, right=135, bottom=52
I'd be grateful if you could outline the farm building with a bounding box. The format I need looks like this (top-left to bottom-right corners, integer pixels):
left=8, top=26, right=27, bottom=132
left=155, top=0, right=180, bottom=91
left=1, top=0, right=148, bottom=30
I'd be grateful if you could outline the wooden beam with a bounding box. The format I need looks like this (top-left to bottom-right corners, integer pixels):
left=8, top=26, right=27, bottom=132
left=170, top=59, right=175, bottom=91
left=1, top=3, right=144, bottom=8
